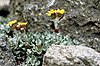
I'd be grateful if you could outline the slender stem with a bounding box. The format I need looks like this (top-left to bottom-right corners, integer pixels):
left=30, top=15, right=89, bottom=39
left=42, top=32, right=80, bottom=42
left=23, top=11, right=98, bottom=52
left=54, top=17, right=59, bottom=29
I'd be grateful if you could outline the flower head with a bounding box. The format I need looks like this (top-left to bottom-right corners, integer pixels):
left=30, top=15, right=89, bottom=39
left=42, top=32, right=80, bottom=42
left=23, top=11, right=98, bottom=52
left=46, top=9, right=65, bottom=19
left=56, top=9, right=65, bottom=14
left=46, top=9, right=55, bottom=16
left=7, top=20, right=17, bottom=26
left=18, top=22, right=27, bottom=26
left=46, top=9, right=65, bottom=16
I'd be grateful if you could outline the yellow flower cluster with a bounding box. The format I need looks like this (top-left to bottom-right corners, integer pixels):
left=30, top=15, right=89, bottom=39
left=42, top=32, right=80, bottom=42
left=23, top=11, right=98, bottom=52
left=46, top=9, right=65, bottom=16
left=7, top=20, right=27, bottom=27
left=7, top=20, right=28, bottom=31
left=7, top=20, right=17, bottom=26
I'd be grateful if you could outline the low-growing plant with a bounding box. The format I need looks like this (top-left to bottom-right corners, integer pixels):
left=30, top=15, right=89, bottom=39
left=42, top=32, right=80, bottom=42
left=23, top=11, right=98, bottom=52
left=6, top=30, right=84, bottom=66
left=0, top=13, right=85, bottom=66
left=0, top=17, right=10, bottom=38
left=0, top=18, right=84, bottom=65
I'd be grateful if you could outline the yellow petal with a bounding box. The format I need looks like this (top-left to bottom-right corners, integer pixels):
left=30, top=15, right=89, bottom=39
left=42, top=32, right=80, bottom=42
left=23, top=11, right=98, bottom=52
left=55, top=9, right=60, bottom=13
left=18, top=22, right=27, bottom=26
left=60, top=9, right=65, bottom=14
left=48, top=9, right=55, bottom=13
left=7, top=24, right=9, bottom=26
left=7, top=20, right=17, bottom=26
left=46, top=9, right=55, bottom=16
left=46, top=13, right=50, bottom=16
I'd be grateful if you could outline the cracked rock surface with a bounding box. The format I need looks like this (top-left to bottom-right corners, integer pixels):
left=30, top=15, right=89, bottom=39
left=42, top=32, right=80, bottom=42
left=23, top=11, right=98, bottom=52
left=43, top=45, right=100, bottom=66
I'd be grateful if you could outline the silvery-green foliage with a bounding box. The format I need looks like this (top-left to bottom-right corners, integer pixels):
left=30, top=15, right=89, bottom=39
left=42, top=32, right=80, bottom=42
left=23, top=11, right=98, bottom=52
left=0, top=17, right=10, bottom=38
left=6, top=31, right=84, bottom=66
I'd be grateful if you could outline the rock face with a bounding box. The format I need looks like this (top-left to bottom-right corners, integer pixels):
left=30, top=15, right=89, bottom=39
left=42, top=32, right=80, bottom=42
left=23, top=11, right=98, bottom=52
left=43, top=45, right=100, bottom=66
left=0, top=0, right=9, bottom=7
left=0, top=38, right=16, bottom=66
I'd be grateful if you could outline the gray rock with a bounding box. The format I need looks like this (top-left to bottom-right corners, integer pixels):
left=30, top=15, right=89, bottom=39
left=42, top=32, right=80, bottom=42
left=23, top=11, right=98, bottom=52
left=0, top=0, right=9, bottom=7
left=0, top=48, right=16, bottom=66
left=43, top=45, right=100, bottom=66
left=0, top=38, right=16, bottom=66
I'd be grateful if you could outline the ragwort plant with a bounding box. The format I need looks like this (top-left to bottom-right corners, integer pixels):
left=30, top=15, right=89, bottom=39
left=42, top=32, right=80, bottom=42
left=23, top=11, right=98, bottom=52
left=46, top=9, right=65, bottom=33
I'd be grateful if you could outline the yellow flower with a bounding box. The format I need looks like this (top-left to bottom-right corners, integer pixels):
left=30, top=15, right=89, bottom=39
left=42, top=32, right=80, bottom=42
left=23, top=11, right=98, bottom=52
left=7, top=20, right=17, bottom=26
left=46, top=9, right=55, bottom=16
left=18, top=22, right=27, bottom=26
left=56, top=9, right=65, bottom=14
left=46, top=9, right=65, bottom=17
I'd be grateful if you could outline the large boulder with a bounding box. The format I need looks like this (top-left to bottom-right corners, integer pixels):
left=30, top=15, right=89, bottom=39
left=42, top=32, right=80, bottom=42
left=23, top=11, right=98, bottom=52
left=43, top=45, right=100, bottom=66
